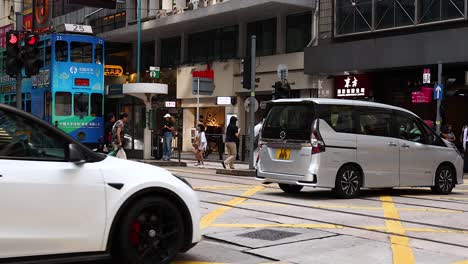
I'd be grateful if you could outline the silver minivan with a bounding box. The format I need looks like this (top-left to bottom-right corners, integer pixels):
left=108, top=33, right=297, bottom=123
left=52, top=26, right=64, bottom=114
left=256, top=99, right=464, bottom=198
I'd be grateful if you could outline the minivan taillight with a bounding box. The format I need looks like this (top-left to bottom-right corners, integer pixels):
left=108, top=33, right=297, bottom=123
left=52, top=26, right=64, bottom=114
left=311, top=120, right=325, bottom=154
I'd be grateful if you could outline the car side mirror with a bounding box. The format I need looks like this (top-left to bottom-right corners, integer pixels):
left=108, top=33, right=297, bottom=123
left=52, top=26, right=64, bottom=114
left=423, top=134, right=434, bottom=145
left=68, top=144, right=86, bottom=163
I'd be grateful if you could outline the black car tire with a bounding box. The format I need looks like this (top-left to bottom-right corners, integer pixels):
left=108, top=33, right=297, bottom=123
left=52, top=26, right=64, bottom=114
left=278, top=183, right=303, bottom=193
left=431, top=165, right=455, bottom=195
left=114, top=196, right=185, bottom=264
left=333, top=165, right=362, bottom=199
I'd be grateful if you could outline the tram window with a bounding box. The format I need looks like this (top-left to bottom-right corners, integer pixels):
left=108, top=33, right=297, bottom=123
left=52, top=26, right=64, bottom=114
left=55, top=92, right=72, bottom=116
left=71, top=42, right=93, bottom=63
left=95, top=44, right=103, bottom=64
left=90, top=93, right=103, bottom=117
left=55, top=41, right=68, bottom=62
left=74, top=93, right=89, bottom=117
left=45, top=45, right=52, bottom=66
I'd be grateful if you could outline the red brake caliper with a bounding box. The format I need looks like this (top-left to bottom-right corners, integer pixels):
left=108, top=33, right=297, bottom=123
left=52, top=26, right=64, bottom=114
left=130, top=221, right=141, bottom=247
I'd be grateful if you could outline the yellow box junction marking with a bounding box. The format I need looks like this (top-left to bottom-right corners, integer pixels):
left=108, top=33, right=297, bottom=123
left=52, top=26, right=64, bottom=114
left=210, top=223, right=342, bottom=229
left=453, top=261, right=468, bottom=264
left=200, top=186, right=265, bottom=229
left=381, top=196, right=415, bottom=264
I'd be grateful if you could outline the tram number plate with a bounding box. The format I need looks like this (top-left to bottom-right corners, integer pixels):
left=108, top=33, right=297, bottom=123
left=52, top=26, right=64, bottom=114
left=276, top=148, right=291, bottom=160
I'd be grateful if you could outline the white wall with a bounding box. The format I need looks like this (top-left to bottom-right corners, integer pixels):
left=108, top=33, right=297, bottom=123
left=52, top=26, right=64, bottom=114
left=0, top=0, right=21, bottom=28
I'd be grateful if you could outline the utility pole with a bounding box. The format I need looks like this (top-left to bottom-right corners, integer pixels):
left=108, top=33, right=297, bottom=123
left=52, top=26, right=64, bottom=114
left=249, top=36, right=256, bottom=170
left=15, top=12, right=22, bottom=110
left=436, top=63, right=442, bottom=134
left=137, top=0, right=142, bottom=83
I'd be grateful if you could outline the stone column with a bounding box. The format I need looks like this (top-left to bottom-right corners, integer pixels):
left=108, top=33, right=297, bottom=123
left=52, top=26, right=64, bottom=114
left=276, top=14, right=286, bottom=54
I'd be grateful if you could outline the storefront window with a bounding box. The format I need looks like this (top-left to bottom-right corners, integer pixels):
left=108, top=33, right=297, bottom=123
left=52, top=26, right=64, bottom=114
left=161, top=37, right=181, bottom=67
left=247, top=18, right=276, bottom=56
left=286, top=12, right=312, bottom=53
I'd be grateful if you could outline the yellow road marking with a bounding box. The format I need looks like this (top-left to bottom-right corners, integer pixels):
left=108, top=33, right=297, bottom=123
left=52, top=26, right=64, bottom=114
left=210, top=223, right=342, bottom=229
left=195, top=186, right=251, bottom=191
left=238, top=202, right=288, bottom=207
left=453, top=261, right=468, bottom=264
left=310, top=204, right=461, bottom=213
left=200, top=186, right=265, bottom=229
left=381, top=196, right=415, bottom=264
left=402, top=195, right=468, bottom=200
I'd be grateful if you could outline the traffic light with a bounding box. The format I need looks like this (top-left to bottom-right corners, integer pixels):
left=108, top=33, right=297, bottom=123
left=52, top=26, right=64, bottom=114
left=272, top=81, right=291, bottom=99
left=23, top=34, right=42, bottom=77
left=242, top=56, right=251, bottom=89
left=6, top=30, right=21, bottom=77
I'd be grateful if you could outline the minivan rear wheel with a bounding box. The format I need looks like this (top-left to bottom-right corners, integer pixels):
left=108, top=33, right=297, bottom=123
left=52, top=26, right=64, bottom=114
left=431, top=165, right=455, bottom=195
left=278, top=184, right=303, bottom=194
left=333, top=165, right=362, bottom=199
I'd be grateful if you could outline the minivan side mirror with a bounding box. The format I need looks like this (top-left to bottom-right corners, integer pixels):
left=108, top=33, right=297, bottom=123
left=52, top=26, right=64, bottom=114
left=68, top=144, right=86, bottom=163
left=423, top=134, right=435, bottom=145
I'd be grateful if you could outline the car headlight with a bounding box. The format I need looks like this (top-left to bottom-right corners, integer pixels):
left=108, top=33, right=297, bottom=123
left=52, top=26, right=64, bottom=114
left=174, top=174, right=192, bottom=189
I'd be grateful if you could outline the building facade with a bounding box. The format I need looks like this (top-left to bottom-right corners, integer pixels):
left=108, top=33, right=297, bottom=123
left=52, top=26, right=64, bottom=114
left=305, top=0, right=468, bottom=142
left=93, top=0, right=328, bottom=155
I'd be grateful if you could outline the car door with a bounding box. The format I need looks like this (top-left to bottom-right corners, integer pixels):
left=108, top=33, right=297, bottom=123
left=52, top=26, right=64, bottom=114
left=0, top=108, right=106, bottom=258
left=394, top=112, right=434, bottom=187
left=356, top=107, right=399, bottom=188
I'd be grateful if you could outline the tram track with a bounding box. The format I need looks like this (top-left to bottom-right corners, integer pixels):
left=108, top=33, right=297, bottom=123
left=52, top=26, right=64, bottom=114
left=170, top=169, right=468, bottom=213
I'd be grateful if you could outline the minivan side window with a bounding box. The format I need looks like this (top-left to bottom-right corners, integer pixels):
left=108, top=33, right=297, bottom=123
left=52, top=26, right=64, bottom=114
left=316, top=104, right=355, bottom=133
left=395, top=113, right=423, bottom=143
left=357, top=107, right=392, bottom=137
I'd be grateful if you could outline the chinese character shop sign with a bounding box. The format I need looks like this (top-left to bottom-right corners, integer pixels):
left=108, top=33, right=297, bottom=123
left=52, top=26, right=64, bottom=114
left=335, top=74, right=372, bottom=97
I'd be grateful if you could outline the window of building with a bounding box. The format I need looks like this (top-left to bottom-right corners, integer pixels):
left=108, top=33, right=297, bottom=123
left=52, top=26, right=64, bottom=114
left=286, top=12, right=312, bottom=53
left=70, top=42, right=93, bottom=63
left=247, top=18, right=277, bottom=56
left=161, top=37, right=181, bottom=67
left=188, top=25, right=239, bottom=63
left=375, top=0, right=415, bottom=30
left=357, top=108, right=392, bottom=137
left=55, top=41, right=68, bottom=62
left=74, top=93, right=89, bottom=117
left=419, top=0, right=465, bottom=23
left=55, top=92, right=72, bottom=116
left=91, top=93, right=103, bottom=117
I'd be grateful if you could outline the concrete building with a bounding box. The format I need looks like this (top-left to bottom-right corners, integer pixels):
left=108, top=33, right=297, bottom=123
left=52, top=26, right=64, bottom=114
left=305, top=0, right=468, bottom=141
left=51, top=0, right=329, bottom=157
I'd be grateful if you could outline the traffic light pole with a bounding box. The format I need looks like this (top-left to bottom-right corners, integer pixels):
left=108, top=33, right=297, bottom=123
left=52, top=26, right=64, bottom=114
left=436, top=63, right=442, bottom=134
left=15, top=12, right=22, bottom=110
left=249, top=36, right=256, bottom=170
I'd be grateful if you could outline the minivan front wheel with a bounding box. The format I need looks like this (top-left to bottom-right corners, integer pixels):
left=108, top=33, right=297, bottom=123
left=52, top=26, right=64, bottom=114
left=431, top=165, right=455, bottom=195
left=334, top=165, right=362, bottom=199
left=278, top=184, right=303, bottom=194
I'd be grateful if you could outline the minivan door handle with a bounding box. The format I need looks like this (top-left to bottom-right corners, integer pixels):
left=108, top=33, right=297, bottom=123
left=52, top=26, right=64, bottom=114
left=401, top=144, right=410, bottom=148
left=387, top=142, right=398, bottom=147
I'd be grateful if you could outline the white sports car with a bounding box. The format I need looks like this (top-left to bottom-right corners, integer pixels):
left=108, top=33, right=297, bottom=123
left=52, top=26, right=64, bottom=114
left=0, top=104, right=201, bottom=264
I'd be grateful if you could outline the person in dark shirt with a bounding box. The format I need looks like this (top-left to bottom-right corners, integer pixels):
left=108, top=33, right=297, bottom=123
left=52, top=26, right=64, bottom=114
left=104, top=113, right=115, bottom=149
left=222, top=116, right=239, bottom=169
left=162, top=114, right=175, bottom=161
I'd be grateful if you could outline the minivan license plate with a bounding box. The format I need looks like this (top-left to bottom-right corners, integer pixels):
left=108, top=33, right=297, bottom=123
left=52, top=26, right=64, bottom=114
left=276, top=149, right=291, bottom=160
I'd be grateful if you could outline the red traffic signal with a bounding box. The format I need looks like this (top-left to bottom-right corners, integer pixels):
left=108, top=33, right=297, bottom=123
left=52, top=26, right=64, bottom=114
left=26, top=34, right=39, bottom=46
left=6, top=31, right=19, bottom=46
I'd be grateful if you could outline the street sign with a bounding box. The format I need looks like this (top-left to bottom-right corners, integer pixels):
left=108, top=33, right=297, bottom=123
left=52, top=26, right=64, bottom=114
left=149, top=66, right=160, bottom=79
left=277, top=64, right=288, bottom=81
left=423, top=69, right=431, bottom=84
left=192, top=78, right=214, bottom=95
left=434, top=84, right=443, bottom=100
left=244, top=97, right=259, bottom=113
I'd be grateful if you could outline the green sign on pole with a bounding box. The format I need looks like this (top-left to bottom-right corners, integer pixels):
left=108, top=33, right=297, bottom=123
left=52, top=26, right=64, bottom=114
left=150, top=66, right=160, bottom=79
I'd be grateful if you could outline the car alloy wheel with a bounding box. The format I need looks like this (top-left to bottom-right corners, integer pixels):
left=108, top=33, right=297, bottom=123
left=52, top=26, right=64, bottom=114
left=334, top=165, right=362, bottom=199
left=431, top=165, right=455, bottom=195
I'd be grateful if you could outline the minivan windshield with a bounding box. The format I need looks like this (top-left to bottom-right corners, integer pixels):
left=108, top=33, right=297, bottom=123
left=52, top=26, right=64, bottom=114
left=262, top=104, right=314, bottom=141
